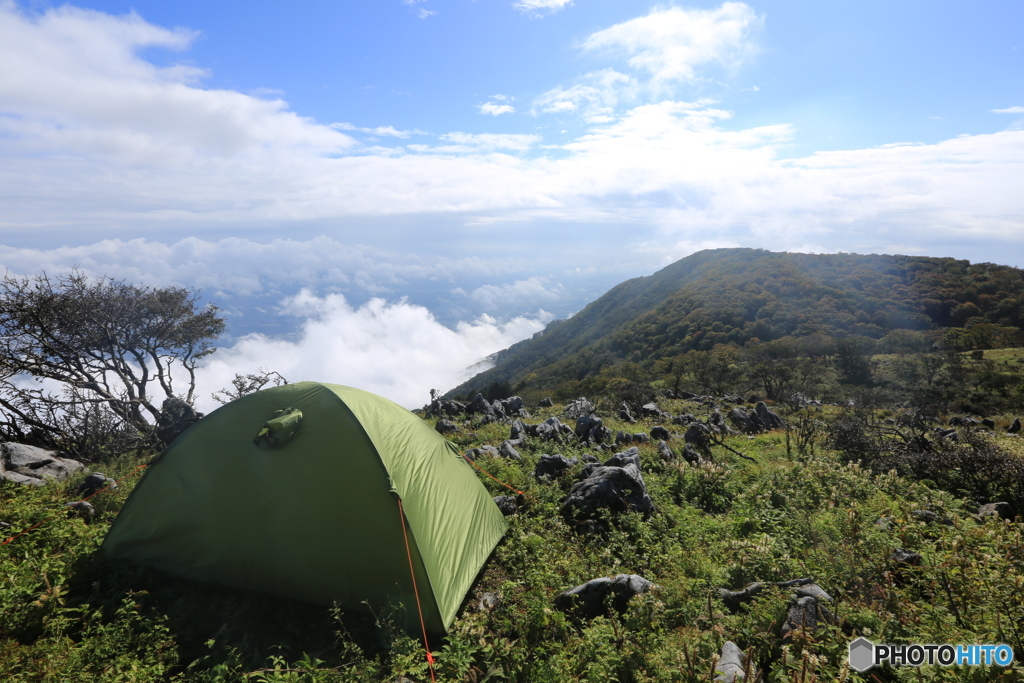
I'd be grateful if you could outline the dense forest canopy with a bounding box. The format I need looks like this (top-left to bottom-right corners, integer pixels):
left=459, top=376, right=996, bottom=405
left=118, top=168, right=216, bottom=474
left=450, top=249, right=1024, bottom=406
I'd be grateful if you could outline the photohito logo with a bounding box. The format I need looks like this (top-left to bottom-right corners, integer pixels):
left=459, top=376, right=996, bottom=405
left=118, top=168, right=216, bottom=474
left=848, top=637, right=1015, bottom=672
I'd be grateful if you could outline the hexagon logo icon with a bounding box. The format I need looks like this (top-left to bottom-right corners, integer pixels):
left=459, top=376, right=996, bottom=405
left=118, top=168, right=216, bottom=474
left=849, top=637, right=875, bottom=672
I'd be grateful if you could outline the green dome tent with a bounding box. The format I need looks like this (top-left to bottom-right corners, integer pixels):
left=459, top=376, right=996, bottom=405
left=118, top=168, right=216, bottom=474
left=101, top=381, right=508, bottom=635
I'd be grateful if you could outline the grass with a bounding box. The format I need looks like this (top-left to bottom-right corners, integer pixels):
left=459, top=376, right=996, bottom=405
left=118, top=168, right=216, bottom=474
left=3, top=399, right=1024, bottom=681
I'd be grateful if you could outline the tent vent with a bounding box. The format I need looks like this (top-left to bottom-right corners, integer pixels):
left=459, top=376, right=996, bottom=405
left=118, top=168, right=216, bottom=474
left=254, top=407, right=303, bottom=449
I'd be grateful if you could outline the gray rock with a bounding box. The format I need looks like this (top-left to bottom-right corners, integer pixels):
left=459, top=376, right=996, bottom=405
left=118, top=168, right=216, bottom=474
left=982, top=418, right=996, bottom=429
left=977, top=502, right=1013, bottom=520
left=753, top=402, right=786, bottom=430
left=650, top=425, right=670, bottom=441
left=426, top=398, right=465, bottom=418
left=708, top=409, right=736, bottom=435
left=673, top=413, right=698, bottom=426
left=631, top=432, right=649, bottom=443
left=564, top=397, right=595, bottom=419
left=727, top=407, right=765, bottom=434
left=681, top=443, right=708, bottom=466
left=499, top=396, right=527, bottom=417
left=77, top=472, right=117, bottom=497
left=603, top=446, right=641, bottom=469
left=719, top=578, right=820, bottom=613
left=532, top=416, right=572, bottom=441
left=684, top=423, right=713, bottom=459
left=435, top=419, right=460, bottom=435
left=510, top=419, right=527, bottom=441
left=553, top=574, right=654, bottom=620
left=464, top=445, right=500, bottom=461
left=65, top=501, right=95, bottom=518
left=1009, top=417, right=1021, bottom=434
left=718, top=583, right=766, bottom=611
left=562, top=458, right=654, bottom=520
left=494, top=496, right=519, bottom=516
left=539, top=397, right=554, bottom=408
left=890, top=548, right=922, bottom=566
left=714, top=641, right=748, bottom=683
left=780, top=596, right=833, bottom=638
left=468, top=393, right=493, bottom=417
left=1, top=443, right=85, bottom=486
left=498, top=440, right=522, bottom=461
left=534, top=454, right=578, bottom=480
left=793, top=583, right=833, bottom=603
left=911, top=509, right=954, bottom=526
left=656, top=440, right=675, bottom=462
left=618, top=402, right=636, bottom=423
left=615, top=430, right=632, bottom=446
left=575, top=413, right=604, bottom=442
left=476, top=592, right=501, bottom=613
left=641, top=403, right=669, bottom=419
left=3, top=471, right=44, bottom=486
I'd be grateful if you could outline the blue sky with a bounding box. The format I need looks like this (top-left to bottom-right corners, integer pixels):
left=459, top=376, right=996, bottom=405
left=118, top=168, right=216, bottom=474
left=1, top=0, right=1022, bottom=407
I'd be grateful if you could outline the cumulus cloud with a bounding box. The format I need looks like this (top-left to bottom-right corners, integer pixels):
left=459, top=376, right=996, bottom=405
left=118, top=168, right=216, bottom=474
left=480, top=102, right=515, bottom=116
left=0, top=3, right=353, bottom=163
left=531, top=4, right=760, bottom=118
left=514, top=0, right=573, bottom=16
left=1, top=2, right=1022, bottom=271
left=534, top=69, right=636, bottom=121
left=992, top=106, right=1024, bottom=114
left=195, top=291, right=551, bottom=410
left=582, top=3, right=762, bottom=87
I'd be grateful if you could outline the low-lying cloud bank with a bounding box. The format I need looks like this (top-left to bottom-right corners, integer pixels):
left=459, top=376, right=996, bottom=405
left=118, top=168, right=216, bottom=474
left=195, top=291, right=552, bottom=411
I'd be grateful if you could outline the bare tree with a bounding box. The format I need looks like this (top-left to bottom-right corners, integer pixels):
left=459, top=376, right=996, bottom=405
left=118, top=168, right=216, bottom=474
left=212, top=369, right=289, bottom=405
left=0, top=270, right=224, bottom=452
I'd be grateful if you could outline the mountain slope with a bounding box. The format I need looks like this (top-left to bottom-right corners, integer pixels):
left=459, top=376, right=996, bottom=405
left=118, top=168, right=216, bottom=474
left=448, top=248, right=1024, bottom=397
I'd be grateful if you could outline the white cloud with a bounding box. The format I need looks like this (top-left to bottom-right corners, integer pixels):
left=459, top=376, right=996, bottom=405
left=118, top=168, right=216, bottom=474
left=468, top=277, right=563, bottom=309
left=1, top=2, right=1023, bottom=271
left=0, top=236, right=499, bottom=298
left=479, top=102, right=515, bottom=116
left=407, top=131, right=540, bottom=154
left=0, top=4, right=353, bottom=163
left=195, top=291, right=550, bottom=410
left=533, top=69, right=636, bottom=121
left=531, top=4, right=759, bottom=118
left=992, top=106, right=1024, bottom=114
left=582, top=3, right=762, bottom=87
left=333, top=122, right=417, bottom=138
left=514, top=0, right=573, bottom=16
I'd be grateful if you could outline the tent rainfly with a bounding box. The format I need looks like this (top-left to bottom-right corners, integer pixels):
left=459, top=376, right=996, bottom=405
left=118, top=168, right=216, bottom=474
left=101, top=381, right=508, bottom=634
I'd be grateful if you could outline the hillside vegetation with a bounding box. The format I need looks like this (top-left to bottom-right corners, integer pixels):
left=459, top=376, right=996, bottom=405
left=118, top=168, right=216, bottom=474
left=450, top=249, right=1024, bottom=409
left=3, top=394, right=1024, bottom=682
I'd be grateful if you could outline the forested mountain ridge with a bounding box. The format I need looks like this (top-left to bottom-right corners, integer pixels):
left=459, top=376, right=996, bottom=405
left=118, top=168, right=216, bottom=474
left=449, top=248, right=1024, bottom=399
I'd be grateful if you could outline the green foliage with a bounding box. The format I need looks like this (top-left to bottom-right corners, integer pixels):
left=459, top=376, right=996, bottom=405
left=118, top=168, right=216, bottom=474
left=449, top=249, right=1024, bottom=410
left=4, top=397, right=1024, bottom=681
left=827, top=409, right=1024, bottom=510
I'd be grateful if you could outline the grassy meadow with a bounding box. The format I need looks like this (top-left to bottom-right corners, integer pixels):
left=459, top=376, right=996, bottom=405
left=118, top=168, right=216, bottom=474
left=3, top=397, right=1024, bottom=682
